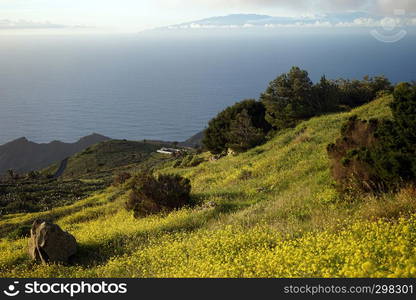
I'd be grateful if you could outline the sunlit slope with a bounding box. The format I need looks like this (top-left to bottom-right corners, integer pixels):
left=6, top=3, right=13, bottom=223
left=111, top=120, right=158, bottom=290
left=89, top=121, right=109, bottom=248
left=42, top=140, right=173, bottom=180
left=3, top=96, right=415, bottom=278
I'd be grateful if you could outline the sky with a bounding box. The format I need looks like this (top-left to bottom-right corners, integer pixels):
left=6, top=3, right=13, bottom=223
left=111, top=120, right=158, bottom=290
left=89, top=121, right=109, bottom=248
left=1, top=0, right=416, bottom=33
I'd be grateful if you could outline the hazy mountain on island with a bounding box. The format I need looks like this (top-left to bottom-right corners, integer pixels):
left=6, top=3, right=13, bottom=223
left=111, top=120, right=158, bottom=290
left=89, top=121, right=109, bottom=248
left=157, top=12, right=409, bottom=30
left=0, top=133, right=110, bottom=174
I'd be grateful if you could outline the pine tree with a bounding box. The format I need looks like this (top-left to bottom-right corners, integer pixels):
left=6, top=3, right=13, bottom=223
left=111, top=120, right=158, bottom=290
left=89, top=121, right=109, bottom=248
left=312, top=75, right=340, bottom=113
left=260, top=66, right=315, bottom=130
left=226, top=109, right=265, bottom=153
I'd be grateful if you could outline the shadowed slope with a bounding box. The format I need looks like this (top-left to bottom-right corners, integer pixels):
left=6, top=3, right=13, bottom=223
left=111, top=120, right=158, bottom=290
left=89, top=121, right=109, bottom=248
left=0, top=133, right=110, bottom=175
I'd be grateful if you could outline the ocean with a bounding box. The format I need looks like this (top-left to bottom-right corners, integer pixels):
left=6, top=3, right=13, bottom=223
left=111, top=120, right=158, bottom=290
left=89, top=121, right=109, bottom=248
left=0, top=29, right=415, bottom=144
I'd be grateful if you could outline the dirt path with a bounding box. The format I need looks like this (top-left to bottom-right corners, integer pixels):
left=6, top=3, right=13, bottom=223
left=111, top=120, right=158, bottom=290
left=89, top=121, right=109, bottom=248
left=53, top=158, right=68, bottom=178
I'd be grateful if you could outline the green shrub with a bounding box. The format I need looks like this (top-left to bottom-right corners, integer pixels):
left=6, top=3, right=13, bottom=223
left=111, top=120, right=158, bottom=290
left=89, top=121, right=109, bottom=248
left=369, top=83, right=416, bottom=187
left=391, top=82, right=416, bottom=151
left=336, top=75, right=392, bottom=108
left=125, top=173, right=193, bottom=218
left=328, top=82, right=416, bottom=194
left=203, top=99, right=271, bottom=154
left=226, top=109, right=265, bottom=153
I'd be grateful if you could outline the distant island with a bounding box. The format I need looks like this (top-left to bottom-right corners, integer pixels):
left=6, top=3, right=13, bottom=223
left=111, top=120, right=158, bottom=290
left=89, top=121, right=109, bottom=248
left=155, top=12, right=387, bottom=30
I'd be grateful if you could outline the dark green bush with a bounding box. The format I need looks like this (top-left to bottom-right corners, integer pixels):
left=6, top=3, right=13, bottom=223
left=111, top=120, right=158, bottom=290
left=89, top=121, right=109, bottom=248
left=391, top=82, right=416, bottom=150
left=202, top=99, right=271, bottom=154
left=336, top=75, right=392, bottom=108
left=226, top=109, right=265, bottom=153
left=125, top=173, right=193, bottom=218
left=369, top=82, right=416, bottom=187
left=328, top=82, right=415, bottom=194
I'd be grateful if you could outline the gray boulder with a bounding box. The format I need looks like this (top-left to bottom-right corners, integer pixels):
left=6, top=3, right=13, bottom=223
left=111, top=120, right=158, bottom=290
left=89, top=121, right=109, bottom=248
left=28, top=220, right=77, bottom=264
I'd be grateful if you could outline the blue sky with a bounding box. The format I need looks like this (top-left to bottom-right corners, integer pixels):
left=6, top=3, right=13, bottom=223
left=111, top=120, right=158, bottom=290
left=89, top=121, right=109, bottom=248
left=1, top=0, right=415, bottom=33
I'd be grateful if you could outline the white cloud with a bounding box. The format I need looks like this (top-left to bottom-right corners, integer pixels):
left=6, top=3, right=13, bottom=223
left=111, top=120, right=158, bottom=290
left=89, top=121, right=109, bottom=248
left=373, top=0, right=416, bottom=15
left=162, top=0, right=416, bottom=16
left=1, top=0, right=416, bottom=33
left=0, top=19, right=90, bottom=30
left=166, top=14, right=416, bottom=30
left=169, top=23, right=242, bottom=29
left=0, top=19, right=64, bottom=29
left=264, top=21, right=332, bottom=28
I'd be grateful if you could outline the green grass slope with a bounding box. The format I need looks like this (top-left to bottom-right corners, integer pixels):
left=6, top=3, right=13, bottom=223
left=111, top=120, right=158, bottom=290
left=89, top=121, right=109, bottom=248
left=43, top=140, right=174, bottom=180
left=2, top=96, right=416, bottom=278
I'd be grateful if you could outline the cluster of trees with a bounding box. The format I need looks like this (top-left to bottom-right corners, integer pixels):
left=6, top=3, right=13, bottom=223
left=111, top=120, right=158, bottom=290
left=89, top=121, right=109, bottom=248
left=328, top=83, right=416, bottom=193
left=203, top=66, right=392, bottom=154
left=336, top=76, right=392, bottom=108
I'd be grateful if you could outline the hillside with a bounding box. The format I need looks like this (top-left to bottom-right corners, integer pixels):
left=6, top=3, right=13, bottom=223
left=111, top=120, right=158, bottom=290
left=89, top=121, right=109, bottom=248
left=1, top=96, right=416, bottom=278
left=42, top=139, right=175, bottom=180
left=0, top=139, right=178, bottom=215
left=0, top=133, right=110, bottom=175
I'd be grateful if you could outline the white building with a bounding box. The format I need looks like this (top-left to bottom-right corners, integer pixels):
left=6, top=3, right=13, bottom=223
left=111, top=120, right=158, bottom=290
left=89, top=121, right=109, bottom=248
left=156, top=147, right=181, bottom=155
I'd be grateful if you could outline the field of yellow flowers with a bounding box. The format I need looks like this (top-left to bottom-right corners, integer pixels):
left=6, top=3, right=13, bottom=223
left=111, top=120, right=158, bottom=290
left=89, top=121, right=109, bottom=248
left=1, top=96, right=415, bottom=278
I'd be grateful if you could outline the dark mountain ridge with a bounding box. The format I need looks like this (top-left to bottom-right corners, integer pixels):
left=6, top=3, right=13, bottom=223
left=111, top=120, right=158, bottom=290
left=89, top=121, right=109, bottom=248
left=0, top=133, right=110, bottom=174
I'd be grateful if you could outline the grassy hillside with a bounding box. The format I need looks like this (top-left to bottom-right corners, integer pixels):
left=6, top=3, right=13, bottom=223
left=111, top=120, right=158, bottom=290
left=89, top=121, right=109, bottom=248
left=0, top=140, right=176, bottom=215
left=43, top=140, right=174, bottom=180
left=2, top=96, right=416, bottom=278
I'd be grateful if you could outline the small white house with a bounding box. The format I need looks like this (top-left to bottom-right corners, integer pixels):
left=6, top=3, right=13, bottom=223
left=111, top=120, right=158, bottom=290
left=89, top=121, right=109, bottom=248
left=156, top=147, right=181, bottom=155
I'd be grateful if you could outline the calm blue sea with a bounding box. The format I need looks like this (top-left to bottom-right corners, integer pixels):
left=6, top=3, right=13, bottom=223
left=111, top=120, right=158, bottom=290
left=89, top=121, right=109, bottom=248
left=0, top=30, right=415, bottom=144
